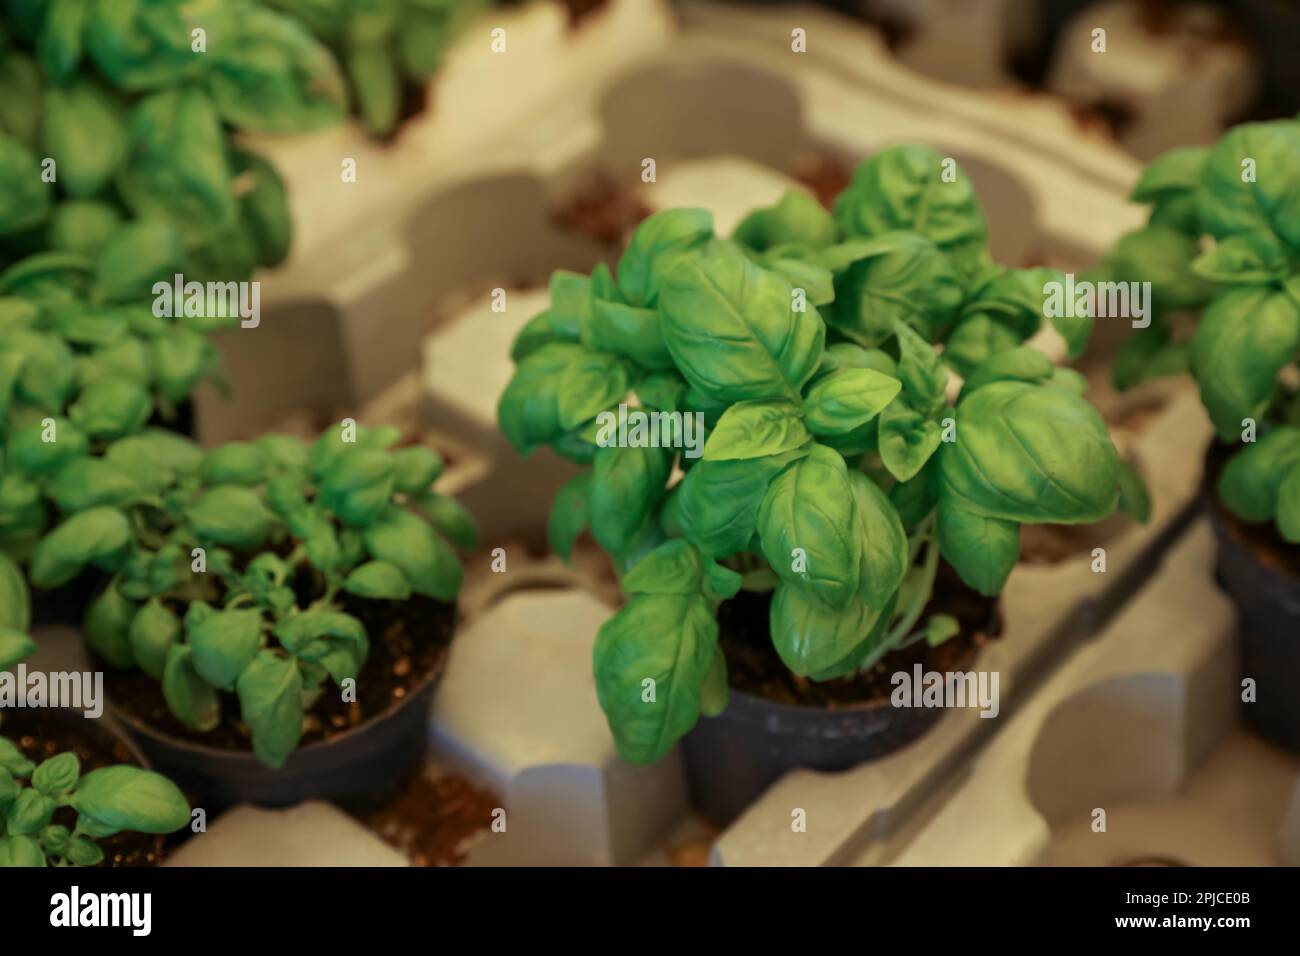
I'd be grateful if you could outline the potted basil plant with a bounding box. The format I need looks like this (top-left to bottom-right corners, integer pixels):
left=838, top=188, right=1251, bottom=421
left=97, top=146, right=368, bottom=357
left=0, top=718, right=191, bottom=868
left=500, top=162, right=1130, bottom=822
left=1106, top=117, right=1300, bottom=751
left=24, top=422, right=475, bottom=809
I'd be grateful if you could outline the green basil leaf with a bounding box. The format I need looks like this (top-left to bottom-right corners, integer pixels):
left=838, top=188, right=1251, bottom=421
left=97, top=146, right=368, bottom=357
left=802, top=367, right=901, bottom=437
left=547, top=473, right=590, bottom=562
left=620, top=539, right=706, bottom=595
left=0, top=50, right=42, bottom=147
left=1275, top=464, right=1300, bottom=544
left=0, top=627, right=36, bottom=670
left=757, top=443, right=860, bottom=611
left=362, top=507, right=462, bottom=601
left=960, top=346, right=1055, bottom=396
left=616, top=209, right=714, bottom=308
left=5, top=414, right=85, bottom=476
left=342, top=560, right=411, bottom=601
left=41, top=79, right=126, bottom=199
left=770, top=583, right=884, bottom=676
left=703, top=399, right=809, bottom=461
left=0, top=834, right=45, bottom=866
left=659, top=245, right=824, bottom=404
left=161, top=644, right=220, bottom=732
left=674, top=446, right=807, bottom=560
left=389, top=446, right=444, bottom=495
left=1117, top=459, right=1151, bottom=524
left=128, top=598, right=180, bottom=681
left=1191, top=231, right=1293, bottom=285
left=943, top=314, right=1024, bottom=379
left=200, top=441, right=271, bottom=487
left=189, top=607, right=264, bottom=690
left=235, top=650, right=304, bottom=769
left=187, top=486, right=281, bottom=549
left=116, top=87, right=236, bottom=246
left=71, top=765, right=189, bottom=834
left=582, top=298, right=674, bottom=371
left=941, top=380, right=1119, bottom=524
left=0, top=134, right=50, bottom=236
left=0, top=551, right=32, bottom=632
left=699, top=647, right=728, bottom=717
left=557, top=351, right=629, bottom=430
left=93, top=220, right=184, bottom=303
left=937, top=500, right=1020, bottom=596
left=29, top=508, right=132, bottom=589
left=86, top=0, right=227, bottom=89
left=415, top=493, right=478, bottom=552
left=588, top=443, right=673, bottom=560
left=593, top=593, right=717, bottom=763
left=274, top=611, right=367, bottom=681
left=84, top=583, right=138, bottom=669
left=879, top=398, right=942, bottom=482
left=498, top=342, right=586, bottom=454
left=1197, top=120, right=1300, bottom=250
left=1190, top=286, right=1300, bottom=441
left=834, top=145, right=988, bottom=263
left=826, top=232, right=964, bottom=346
left=104, top=429, right=204, bottom=493
left=1217, top=428, right=1300, bottom=524
left=31, top=753, right=79, bottom=797
left=1131, top=144, right=1207, bottom=203
left=736, top=189, right=836, bottom=251
left=317, top=447, right=394, bottom=527
left=63, top=836, right=104, bottom=866
left=47, top=457, right=142, bottom=512
left=68, top=375, right=152, bottom=440
left=848, top=471, right=908, bottom=609
left=6, top=789, right=55, bottom=835
left=1103, top=224, right=1216, bottom=311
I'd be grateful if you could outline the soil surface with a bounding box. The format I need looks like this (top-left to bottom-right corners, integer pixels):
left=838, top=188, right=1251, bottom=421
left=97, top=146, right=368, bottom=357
left=550, top=175, right=653, bottom=248
left=0, top=709, right=165, bottom=866
left=358, top=771, right=500, bottom=866
left=104, top=594, right=455, bottom=753
left=717, top=563, right=1000, bottom=708
left=1205, top=440, right=1300, bottom=578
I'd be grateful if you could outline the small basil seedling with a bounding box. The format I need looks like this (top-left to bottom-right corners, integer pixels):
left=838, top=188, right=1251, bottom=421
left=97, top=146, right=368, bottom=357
left=0, top=737, right=190, bottom=868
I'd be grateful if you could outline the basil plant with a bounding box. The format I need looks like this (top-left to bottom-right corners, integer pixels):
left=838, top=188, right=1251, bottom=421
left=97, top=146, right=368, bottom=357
left=499, top=148, right=1129, bottom=763
left=1104, top=118, right=1300, bottom=540
left=0, top=0, right=346, bottom=281
left=0, top=731, right=190, bottom=867
left=262, top=0, right=490, bottom=137
left=21, top=422, right=475, bottom=767
left=0, top=550, right=33, bottom=669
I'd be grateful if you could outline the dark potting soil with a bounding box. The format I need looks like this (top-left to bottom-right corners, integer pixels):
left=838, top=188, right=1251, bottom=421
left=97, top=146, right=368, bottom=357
left=0, top=709, right=164, bottom=866
left=103, top=595, right=456, bottom=753
left=550, top=175, right=653, bottom=248
left=716, top=564, right=1000, bottom=708
left=358, top=770, right=500, bottom=866
left=1205, top=440, right=1300, bottom=579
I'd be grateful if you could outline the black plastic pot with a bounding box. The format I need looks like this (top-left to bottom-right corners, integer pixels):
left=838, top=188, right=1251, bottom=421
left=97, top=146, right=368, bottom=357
left=1204, top=485, right=1300, bottom=753
left=108, top=659, right=445, bottom=815
left=681, top=675, right=960, bottom=828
